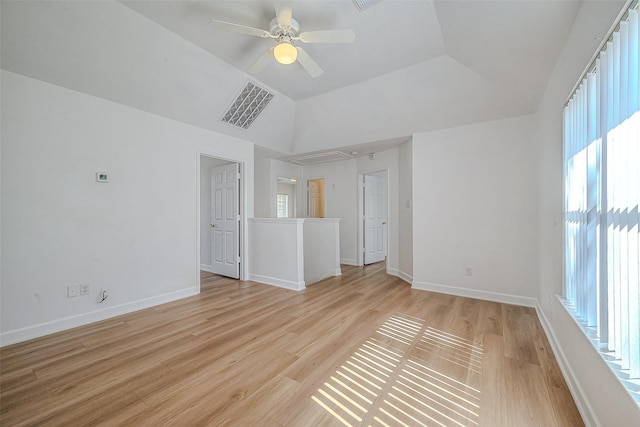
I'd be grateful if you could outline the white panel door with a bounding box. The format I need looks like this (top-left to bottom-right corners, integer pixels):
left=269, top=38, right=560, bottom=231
left=364, top=174, right=387, bottom=265
left=210, top=163, right=239, bottom=279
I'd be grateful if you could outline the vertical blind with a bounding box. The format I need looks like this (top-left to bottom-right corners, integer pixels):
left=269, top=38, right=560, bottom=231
left=564, top=2, right=639, bottom=393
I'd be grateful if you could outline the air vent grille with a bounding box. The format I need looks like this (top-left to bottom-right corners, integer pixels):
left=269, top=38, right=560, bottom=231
left=222, top=82, right=274, bottom=129
left=353, top=0, right=381, bottom=11
left=287, top=151, right=354, bottom=166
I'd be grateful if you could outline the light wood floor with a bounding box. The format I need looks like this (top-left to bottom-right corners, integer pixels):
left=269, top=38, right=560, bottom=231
left=0, top=264, right=583, bottom=426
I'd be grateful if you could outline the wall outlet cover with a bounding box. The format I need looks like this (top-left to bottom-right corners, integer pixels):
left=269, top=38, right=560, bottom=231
left=67, top=285, right=79, bottom=298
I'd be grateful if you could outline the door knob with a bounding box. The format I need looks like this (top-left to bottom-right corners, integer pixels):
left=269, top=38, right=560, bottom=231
left=383, top=222, right=387, bottom=225
left=209, top=224, right=215, bottom=228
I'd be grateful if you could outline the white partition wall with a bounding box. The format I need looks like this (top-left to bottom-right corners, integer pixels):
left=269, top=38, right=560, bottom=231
left=249, top=218, right=341, bottom=291
left=303, top=219, right=341, bottom=285
left=249, top=218, right=306, bottom=290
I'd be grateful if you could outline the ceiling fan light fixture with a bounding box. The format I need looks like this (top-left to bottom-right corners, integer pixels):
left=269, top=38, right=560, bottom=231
left=274, top=42, right=297, bottom=65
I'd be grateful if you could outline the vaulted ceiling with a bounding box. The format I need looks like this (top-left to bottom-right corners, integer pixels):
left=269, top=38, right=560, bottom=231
left=1, top=1, right=590, bottom=157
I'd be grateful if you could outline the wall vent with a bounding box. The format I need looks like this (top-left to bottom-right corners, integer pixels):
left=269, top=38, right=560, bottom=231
left=353, top=0, right=381, bottom=11
left=221, top=82, right=274, bottom=129
left=287, top=151, right=354, bottom=166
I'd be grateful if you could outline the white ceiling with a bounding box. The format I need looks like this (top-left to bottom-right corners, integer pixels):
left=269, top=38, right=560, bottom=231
left=2, top=0, right=611, bottom=159
left=123, top=0, right=446, bottom=101
left=123, top=0, right=579, bottom=105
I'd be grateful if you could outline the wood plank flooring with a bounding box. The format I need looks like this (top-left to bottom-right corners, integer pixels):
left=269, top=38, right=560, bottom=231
left=0, top=264, right=584, bottom=426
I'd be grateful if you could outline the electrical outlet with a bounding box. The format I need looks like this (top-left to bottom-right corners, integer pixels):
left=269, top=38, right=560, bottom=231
left=80, top=283, right=90, bottom=296
left=465, top=267, right=473, bottom=276
left=67, top=285, right=79, bottom=298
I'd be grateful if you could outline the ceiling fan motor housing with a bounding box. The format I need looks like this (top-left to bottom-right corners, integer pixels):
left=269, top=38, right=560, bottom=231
left=269, top=17, right=300, bottom=38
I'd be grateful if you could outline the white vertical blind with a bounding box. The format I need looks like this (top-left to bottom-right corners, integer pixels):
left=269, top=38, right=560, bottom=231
left=564, top=4, right=640, bottom=394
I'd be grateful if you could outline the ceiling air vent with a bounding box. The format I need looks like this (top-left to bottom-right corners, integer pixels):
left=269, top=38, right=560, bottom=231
left=287, top=151, right=354, bottom=166
left=353, top=0, right=381, bottom=11
left=221, top=82, right=274, bottom=129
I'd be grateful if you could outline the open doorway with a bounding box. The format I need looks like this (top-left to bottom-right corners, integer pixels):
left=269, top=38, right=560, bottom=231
left=306, top=178, right=325, bottom=218
left=358, top=170, right=388, bottom=265
left=199, top=155, right=242, bottom=284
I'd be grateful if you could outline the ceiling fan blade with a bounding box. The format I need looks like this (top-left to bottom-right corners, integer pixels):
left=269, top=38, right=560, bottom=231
left=248, top=47, right=275, bottom=74
left=209, top=19, right=273, bottom=39
left=296, top=47, right=323, bottom=78
left=298, top=29, right=355, bottom=44
left=275, top=0, right=293, bottom=28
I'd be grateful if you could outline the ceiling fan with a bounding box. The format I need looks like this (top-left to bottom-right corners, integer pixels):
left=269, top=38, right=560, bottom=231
left=210, top=0, right=355, bottom=78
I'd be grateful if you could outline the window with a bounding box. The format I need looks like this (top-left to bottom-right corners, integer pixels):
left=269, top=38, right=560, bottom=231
left=563, top=2, right=639, bottom=403
left=277, top=193, right=289, bottom=218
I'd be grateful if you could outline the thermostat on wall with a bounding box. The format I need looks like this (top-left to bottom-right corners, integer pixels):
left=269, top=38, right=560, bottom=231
left=96, top=172, right=108, bottom=183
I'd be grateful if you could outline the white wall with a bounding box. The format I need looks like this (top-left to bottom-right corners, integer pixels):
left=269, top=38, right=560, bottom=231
left=248, top=218, right=305, bottom=291
left=292, top=55, right=533, bottom=154
left=303, top=219, right=341, bottom=285
left=412, top=114, right=539, bottom=306
left=535, top=0, right=640, bottom=424
left=254, top=154, right=303, bottom=219
left=303, top=160, right=358, bottom=265
left=357, top=148, right=403, bottom=278
left=253, top=147, right=272, bottom=218
left=0, top=71, right=254, bottom=345
left=248, top=218, right=340, bottom=290
left=398, top=140, right=413, bottom=282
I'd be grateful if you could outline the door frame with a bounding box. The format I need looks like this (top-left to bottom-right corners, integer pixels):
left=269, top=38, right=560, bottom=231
left=196, top=150, right=246, bottom=291
left=357, top=168, right=389, bottom=266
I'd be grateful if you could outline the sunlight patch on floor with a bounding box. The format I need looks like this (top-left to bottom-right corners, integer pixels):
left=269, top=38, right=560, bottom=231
left=311, top=314, right=483, bottom=426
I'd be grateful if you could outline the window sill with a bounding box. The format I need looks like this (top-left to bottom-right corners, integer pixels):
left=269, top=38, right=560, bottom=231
left=558, top=297, right=640, bottom=406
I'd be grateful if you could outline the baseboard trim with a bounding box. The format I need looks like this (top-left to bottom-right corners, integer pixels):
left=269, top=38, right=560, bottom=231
left=340, top=258, right=358, bottom=266
left=387, top=268, right=412, bottom=284
left=0, top=287, right=200, bottom=347
left=411, top=281, right=537, bottom=307
left=248, top=274, right=305, bottom=291
left=200, top=264, right=216, bottom=273
left=535, top=300, right=597, bottom=427
left=307, top=268, right=342, bottom=286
